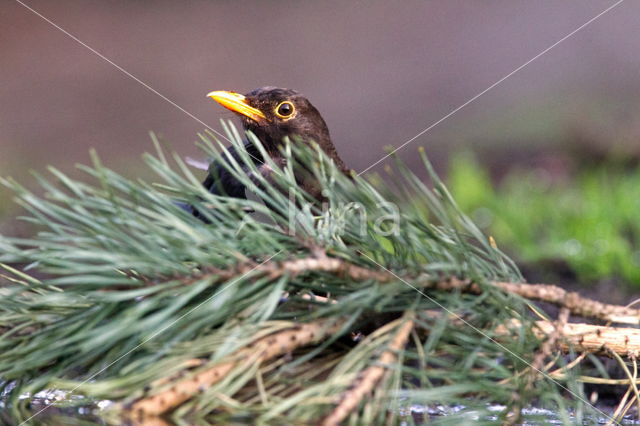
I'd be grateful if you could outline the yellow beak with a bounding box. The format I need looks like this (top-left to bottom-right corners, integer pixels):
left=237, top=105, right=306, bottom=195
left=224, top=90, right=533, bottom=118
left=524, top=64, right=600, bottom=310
left=207, top=90, right=266, bottom=122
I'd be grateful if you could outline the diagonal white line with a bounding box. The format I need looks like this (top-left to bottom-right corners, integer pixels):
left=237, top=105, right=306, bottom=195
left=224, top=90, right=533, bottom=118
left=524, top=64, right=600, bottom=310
left=13, top=0, right=231, bottom=143
left=14, top=0, right=289, bottom=186
left=10, top=1, right=626, bottom=423
left=9, top=3, right=290, bottom=422
left=357, top=250, right=616, bottom=423
left=358, top=0, right=626, bottom=176
left=18, top=250, right=284, bottom=425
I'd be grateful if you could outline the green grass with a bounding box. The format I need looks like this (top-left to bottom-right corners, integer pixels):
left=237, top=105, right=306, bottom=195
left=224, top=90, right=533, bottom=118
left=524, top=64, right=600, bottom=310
left=448, top=151, right=640, bottom=287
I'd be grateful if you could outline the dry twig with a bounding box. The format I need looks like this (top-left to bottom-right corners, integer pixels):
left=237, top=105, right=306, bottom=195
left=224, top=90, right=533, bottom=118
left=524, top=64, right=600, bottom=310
left=429, top=278, right=640, bottom=325
left=494, top=320, right=640, bottom=356
left=149, top=254, right=640, bottom=326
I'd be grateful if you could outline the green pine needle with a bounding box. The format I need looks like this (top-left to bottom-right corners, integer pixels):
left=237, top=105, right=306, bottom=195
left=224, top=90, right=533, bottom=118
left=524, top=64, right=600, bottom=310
left=0, top=124, right=591, bottom=423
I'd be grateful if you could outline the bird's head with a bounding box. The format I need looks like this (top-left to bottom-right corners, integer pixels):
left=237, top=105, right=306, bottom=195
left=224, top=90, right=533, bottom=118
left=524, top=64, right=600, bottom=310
left=207, top=86, right=332, bottom=152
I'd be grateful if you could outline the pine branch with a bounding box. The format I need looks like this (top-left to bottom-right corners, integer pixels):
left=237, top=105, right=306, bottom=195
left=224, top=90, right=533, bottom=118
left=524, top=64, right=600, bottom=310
left=147, top=253, right=394, bottom=289
left=322, top=312, right=414, bottom=426
left=179, top=254, right=640, bottom=326
left=126, top=318, right=345, bottom=416
left=155, top=255, right=640, bottom=326
left=0, top=124, right=618, bottom=423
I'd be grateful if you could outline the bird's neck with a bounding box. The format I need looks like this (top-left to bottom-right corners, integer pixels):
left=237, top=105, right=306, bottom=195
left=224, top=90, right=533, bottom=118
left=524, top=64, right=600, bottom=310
left=246, top=126, right=347, bottom=174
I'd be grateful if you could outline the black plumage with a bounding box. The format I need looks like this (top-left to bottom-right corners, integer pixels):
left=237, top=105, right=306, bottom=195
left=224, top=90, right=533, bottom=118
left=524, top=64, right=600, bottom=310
left=189, top=87, right=348, bottom=220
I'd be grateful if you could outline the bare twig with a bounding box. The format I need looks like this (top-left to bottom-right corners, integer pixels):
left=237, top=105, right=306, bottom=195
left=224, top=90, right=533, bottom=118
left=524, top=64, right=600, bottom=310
left=140, top=254, right=640, bottom=326
left=422, top=310, right=640, bottom=356
left=134, top=254, right=394, bottom=290
left=491, top=280, right=640, bottom=325
left=429, top=278, right=640, bottom=325
left=495, top=320, right=640, bottom=356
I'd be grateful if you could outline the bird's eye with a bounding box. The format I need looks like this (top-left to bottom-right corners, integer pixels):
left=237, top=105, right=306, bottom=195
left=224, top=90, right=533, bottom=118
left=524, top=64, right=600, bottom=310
left=275, top=101, right=295, bottom=118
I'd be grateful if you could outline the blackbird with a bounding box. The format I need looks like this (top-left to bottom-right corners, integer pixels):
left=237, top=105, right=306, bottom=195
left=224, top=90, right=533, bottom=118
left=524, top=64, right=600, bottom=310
left=188, top=87, right=348, bottom=221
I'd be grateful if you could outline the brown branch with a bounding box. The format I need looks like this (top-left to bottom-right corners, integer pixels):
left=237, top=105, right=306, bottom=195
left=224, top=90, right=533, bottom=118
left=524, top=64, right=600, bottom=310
left=495, top=319, right=640, bottom=356
left=322, top=313, right=415, bottom=426
left=422, top=310, right=640, bottom=356
left=127, top=318, right=345, bottom=416
left=427, top=277, right=640, bottom=325
left=200, top=256, right=391, bottom=283
left=491, top=280, right=640, bottom=325
left=135, top=253, right=640, bottom=326
left=132, top=254, right=394, bottom=290
left=228, top=256, right=640, bottom=325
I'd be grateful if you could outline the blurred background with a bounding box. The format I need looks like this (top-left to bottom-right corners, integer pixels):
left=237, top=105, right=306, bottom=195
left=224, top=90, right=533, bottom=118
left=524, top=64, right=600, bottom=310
left=2, top=1, right=640, bottom=296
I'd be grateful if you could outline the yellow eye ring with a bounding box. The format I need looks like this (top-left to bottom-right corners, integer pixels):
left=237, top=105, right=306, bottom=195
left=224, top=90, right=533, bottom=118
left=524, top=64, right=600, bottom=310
left=274, top=101, right=296, bottom=119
